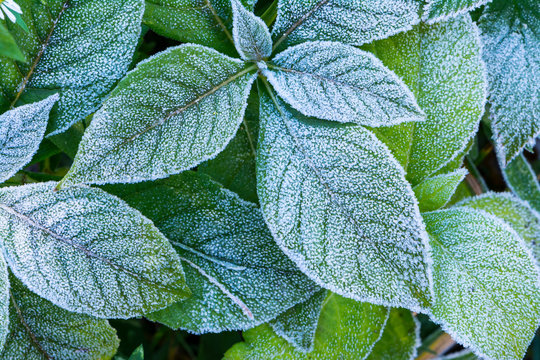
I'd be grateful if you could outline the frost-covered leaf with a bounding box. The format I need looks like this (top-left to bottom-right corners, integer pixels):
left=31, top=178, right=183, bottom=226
left=224, top=294, right=389, bottom=359
left=423, top=0, right=491, bottom=24
left=198, top=90, right=259, bottom=203
left=231, top=0, right=272, bottom=61
left=271, top=0, right=422, bottom=51
left=0, top=255, right=8, bottom=351
left=106, top=172, right=319, bottom=333
left=257, top=84, right=432, bottom=311
left=457, top=192, right=540, bottom=264
left=413, top=169, right=468, bottom=212
left=0, top=22, right=24, bottom=62
left=423, top=208, right=540, bottom=360
left=128, top=345, right=144, bottom=360
left=479, top=0, right=540, bottom=165
left=0, top=182, right=190, bottom=318
left=0, top=95, right=58, bottom=184
left=61, top=45, right=257, bottom=186
left=263, top=41, right=424, bottom=126
left=366, top=308, right=420, bottom=360
left=366, top=15, right=485, bottom=185
left=0, top=0, right=144, bottom=135
left=269, top=290, right=327, bottom=353
left=503, top=154, right=540, bottom=212
left=0, top=274, right=119, bottom=360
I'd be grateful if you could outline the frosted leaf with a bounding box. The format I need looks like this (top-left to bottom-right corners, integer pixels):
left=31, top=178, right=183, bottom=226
left=0, top=255, right=8, bottom=351
left=413, top=169, right=468, bottom=212
left=271, top=0, right=422, bottom=51
left=144, top=0, right=256, bottom=57
left=231, top=0, right=272, bottom=61
left=423, top=208, right=540, bottom=360
left=503, top=154, right=540, bottom=212
left=199, top=90, right=260, bottom=203
left=457, top=192, right=540, bottom=265
left=479, top=0, right=540, bottom=165
left=366, top=15, right=486, bottom=185
left=106, top=172, right=319, bottom=333
left=224, top=294, right=389, bottom=359
left=269, top=290, right=327, bottom=353
left=0, top=0, right=144, bottom=136
left=0, top=95, right=58, bottom=184
left=128, top=345, right=144, bottom=360
left=365, top=308, right=420, bottom=360
left=61, top=45, right=257, bottom=187
left=0, top=273, right=119, bottom=360
left=0, top=182, right=190, bottom=318
left=423, top=0, right=491, bottom=24
left=263, top=41, right=424, bottom=126
left=257, top=85, right=432, bottom=311
left=0, top=22, right=24, bottom=62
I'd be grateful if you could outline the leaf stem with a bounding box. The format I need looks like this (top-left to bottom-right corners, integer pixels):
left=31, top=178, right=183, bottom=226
left=415, top=331, right=456, bottom=360
left=260, top=0, right=279, bottom=27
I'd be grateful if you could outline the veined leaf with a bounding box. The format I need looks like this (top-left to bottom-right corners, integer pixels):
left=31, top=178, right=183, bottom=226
left=257, top=83, right=432, bottom=311
left=0, top=182, right=190, bottom=318
left=106, top=172, right=319, bottom=333
left=231, top=0, right=272, bottom=61
left=263, top=41, right=424, bottom=126
left=224, top=294, right=389, bottom=359
left=424, top=208, right=540, bottom=360
left=367, top=15, right=486, bottom=185
left=0, top=274, right=119, bottom=360
left=0, top=256, right=8, bottom=351
left=503, top=154, right=540, bottom=212
left=271, top=0, right=422, bottom=51
left=413, top=169, right=468, bottom=212
left=0, top=95, right=58, bottom=184
left=61, top=45, right=257, bottom=187
left=423, top=0, right=491, bottom=24
left=479, top=0, right=540, bottom=165
left=0, top=22, right=24, bottom=62
left=0, top=0, right=144, bottom=136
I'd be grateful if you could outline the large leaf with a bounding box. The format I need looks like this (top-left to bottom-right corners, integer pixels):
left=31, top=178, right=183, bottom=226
left=423, top=0, right=491, bottom=23
left=263, top=41, right=424, bottom=126
left=257, top=83, right=432, bottom=311
left=366, top=15, right=485, bottom=185
left=0, top=274, right=119, bottom=360
left=0, top=0, right=144, bottom=135
left=271, top=0, right=422, bottom=51
left=0, top=22, right=24, bottom=62
left=413, top=169, right=467, bottom=212
left=224, top=294, right=389, bottom=359
left=0, top=256, right=8, bottom=351
left=479, top=0, right=540, bottom=165
left=106, top=172, right=319, bottom=333
left=231, top=0, right=272, bottom=61
left=0, top=182, right=190, bottom=318
left=424, top=208, right=540, bottom=360
left=0, top=95, right=58, bottom=184
left=503, top=154, right=540, bottom=212
left=61, top=45, right=257, bottom=187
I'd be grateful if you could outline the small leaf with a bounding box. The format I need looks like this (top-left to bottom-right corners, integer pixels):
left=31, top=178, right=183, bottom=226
left=424, top=208, right=540, bottom=360
left=224, top=294, right=389, bottom=359
left=413, top=169, right=468, bottom=212
left=128, top=345, right=144, bottom=360
left=503, top=154, right=540, bottom=213
left=423, top=0, right=491, bottom=24
left=479, top=0, right=540, bottom=165
left=0, top=22, right=24, bottom=62
left=263, top=41, right=424, bottom=126
left=231, top=0, right=272, bottom=61
left=0, top=94, right=59, bottom=184
left=0, top=256, right=8, bottom=351
left=61, top=45, right=257, bottom=187
left=257, top=83, right=432, bottom=311
left=0, top=182, right=190, bottom=318
left=106, top=172, right=319, bottom=333
left=0, top=274, right=119, bottom=359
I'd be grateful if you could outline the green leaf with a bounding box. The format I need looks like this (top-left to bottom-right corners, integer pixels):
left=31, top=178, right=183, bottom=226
left=365, top=308, right=420, bottom=360
left=128, top=345, right=144, bottom=360
left=0, top=274, right=119, bottom=360
left=231, top=0, right=272, bottom=61
left=423, top=0, right=490, bottom=24
left=366, top=15, right=486, bottom=185
left=479, top=0, right=539, bottom=165
left=503, top=154, right=540, bottom=212
left=0, top=256, right=8, bottom=351
left=0, top=22, right=24, bottom=62
left=0, top=182, right=190, bottom=318
left=106, top=172, right=318, bottom=333
left=224, top=294, right=389, bottom=359
left=269, top=290, right=327, bottom=353
left=423, top=208, right=540, bottom=360
left=263, top=41, right=424, bottom=126
left=0, top=0, right=145, bottom=136
left=61, top=45, right=257, bottom=187
left=271, top=0, right=422, bottom=51
left=0, top=95, right=58, bottom=184
left=413, top=169, right=468, bottom=212
left=257, top=83, right=432, bottom=311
